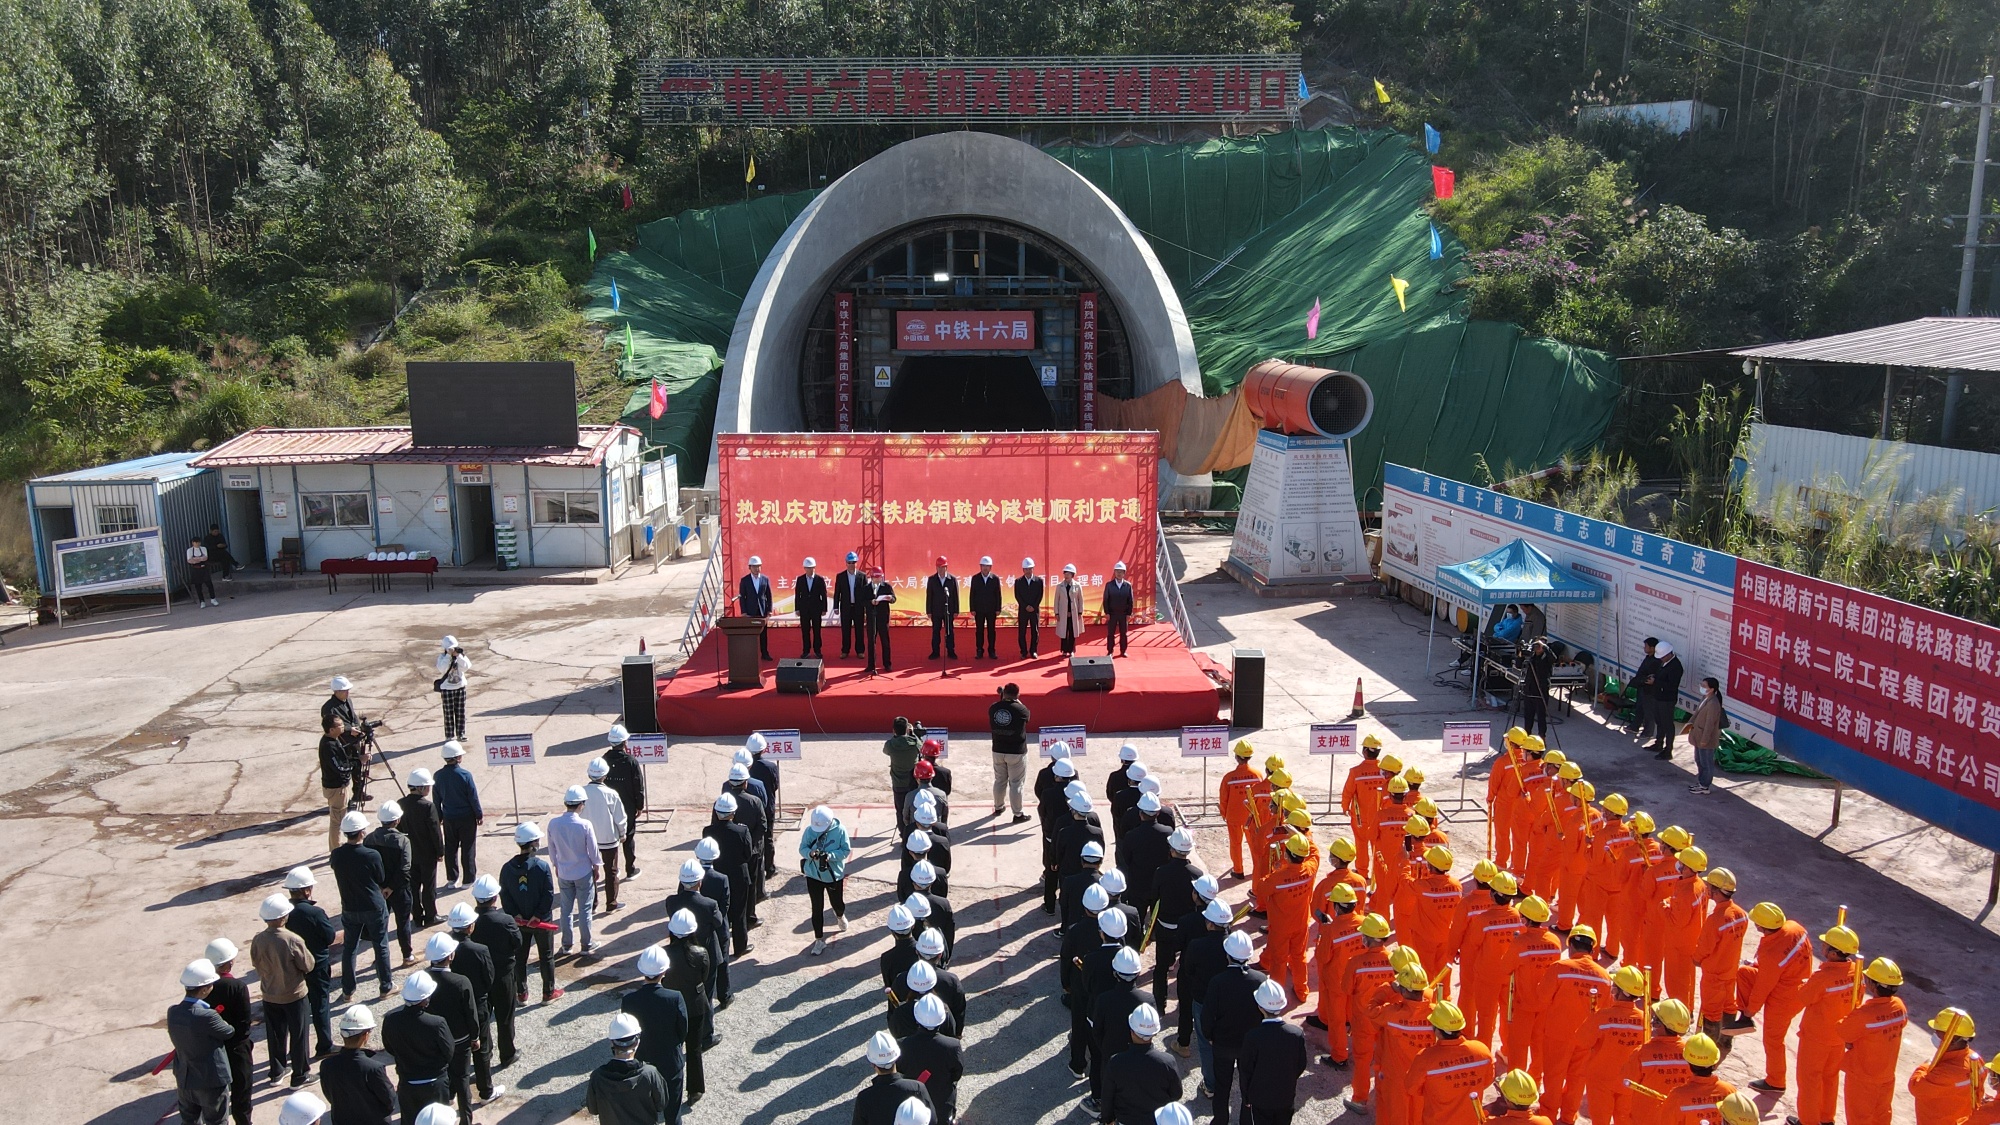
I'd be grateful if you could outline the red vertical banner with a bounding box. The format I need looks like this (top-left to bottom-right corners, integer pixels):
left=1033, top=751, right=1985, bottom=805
left=1078, top=291, right=1098, bottom=430
left=833, top=291, right=855, bottom=432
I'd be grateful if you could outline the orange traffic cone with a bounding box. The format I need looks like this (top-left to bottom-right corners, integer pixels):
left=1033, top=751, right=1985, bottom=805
left=1348, top=677, right=1365, bottom=718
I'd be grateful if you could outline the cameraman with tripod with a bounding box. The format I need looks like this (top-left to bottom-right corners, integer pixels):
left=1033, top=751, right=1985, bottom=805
left=322, top=676, right=379, bottom=809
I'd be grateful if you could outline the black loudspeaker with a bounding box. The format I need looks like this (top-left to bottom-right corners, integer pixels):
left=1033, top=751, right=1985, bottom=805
left=621, top=654, right=660, bottom=733
left=1068, top=656, right=1116, bottom=691
left=1233, top=648, right=1266, bottom=728
left=776, top=658, right=826, bottom=695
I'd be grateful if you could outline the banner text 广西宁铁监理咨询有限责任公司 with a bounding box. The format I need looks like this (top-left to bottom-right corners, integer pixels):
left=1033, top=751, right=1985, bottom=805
left=715, top=432, right=1159, bottom=621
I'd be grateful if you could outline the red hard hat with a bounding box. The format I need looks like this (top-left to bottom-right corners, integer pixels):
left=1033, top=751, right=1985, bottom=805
left=920, top=738, right=942, bottom=758
left=935, top=555, right=948, bottom=565
left=912, top=760, right=936, bottom=779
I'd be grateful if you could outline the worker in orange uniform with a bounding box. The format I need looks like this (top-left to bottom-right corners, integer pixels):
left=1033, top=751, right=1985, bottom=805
left=1577, top=965, right=1650, bottom=1125
left=1618, top=999, right=1696, bottom=1125
left=1657, top=839, right=1706, bottom=1006
left=1488, top=730, right=1530, bottom=872
left=1444, top=860, right=1501, bottom=1009
left=1837, top=958, right=1908, bottom=1125
left=1336, top=916, right=1399, bottom=1102
left=1735, top=901, right=1813, bottom=1095
left=1661, top=1033, right=1736, bottom=1125
left=1264, top=832, right=1318, bottom=1003
left=1582, top=793, right=1632, bottom=960
left=1553, top=776, right=1598, bottom=931
left=1219, top=739, right=1262, bottom=878
left=1412, top=796, right=1449, bottom=848
left=1521, top=750, right=1566, bottom=891
left=1692, top=867, right=1748, bottom=1049
left=1787, top=924, right=1860, bottom=1125
left=1617, top=812, right=1669, bottom=995
left=1487, top=1069, right=1556, bottom=1125
left=1967, top=1057, right=2000, bottom=1125
left=1461, top=871, right=1525, bottom=1046
left=1408, top=1000, right=1495, bottom=1125
left=1500, top=893, right=1563, bottom=1074
left=1248, top=775, right=1294, bottom=911
left=1369, top=961, right=1438, bottom=1125
left=1909, top=1008, right=1983, bottom=1125
left=1370, top=779, right=1415, bottom=925
left=1387, top=814, right=1440, bottom=930
left=1342, top=737, right=1390, bottom=877
left=1716, top=1093, right=1764, bottom=1125
left=1505, top=736, right=1548, bottom=877
left=1537, top=925, right=1614, bottom=1119
left=1313, top=836, right=1368, bottom=919
left=1402, top=845, right=1461, bottom=978
left=1311, top=882, right=1364, bottom=1048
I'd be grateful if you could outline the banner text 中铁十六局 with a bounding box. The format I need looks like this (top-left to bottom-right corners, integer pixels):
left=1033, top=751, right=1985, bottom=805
left=717, top=432, right=1158, bottom=621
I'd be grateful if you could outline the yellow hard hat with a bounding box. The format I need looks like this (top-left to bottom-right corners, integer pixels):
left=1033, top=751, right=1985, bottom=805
left=1628, top=811, right=1656, bottom=835
left=1749, top=902, right=1786, bottom=930
left=1612, top=965, right=1647, bottom=997
left=1518, top=894, right=1552, bottom=923
left=1601, top=792, right=1630, bottom=815
left=1819, top=925, right=1860, bottom=956
left=1360, top=913, right=1392, bottom=939
left=1424, top=844, right=1454, bottom=872
left=1277, top=790, right=1307, bottom=812
left=1285, top=807, right=1313, bottom=830
left=1413, top=796, right=1440, bottom=818
left=1380, top=754, right=1404, bottom=774
left=1361, top=733, right=1384, bottom=750
left=1569, top=923, right=1598, bottom=946
left=1472, top=859, right=1499, bottom=884
left=1569, top=780, right=1596, bottom=802
left=1676, top=846, right=1709, bottom=873
left=1430, top=1000, right=1467, bottom=1032
left=1387, top=776, right=1410, bottom=794
left=1498, top=1069, right=1540, bottom=1108
left=1403, top=767, right=1426, bottom=786
left=1986, top=1056, right=2000, bottom=1077
left=1232, top=739, right=1255, bottom=759
left=1658, top=825, right=1693, bottom=851
left=1395, top=963, right=1430, bottom=991
left=1264, top=755, right=1286, bottom=772
left=1542, top=749, right=1567, bottom=766
left=1328, top=882, right=1359, bottom=905
left=1522, top=734, right=1546, bottom=753
left=1268, top=768, right=1294, bottom=790
left=1329, top=836, right=1358, bottom=862
left=1682, top=1033, right=1722, bottom=1068
left=1504, top=726, right=1530, bottom=747
left=1388, top=945, right=1421, bottom=971
left=1652, top=998, right=1693, bottom=1034
left=1404, top=814, right=1431, bottom=837
left=1703, top=867, right=1738, bottom=893
left=1929, top=1007, right=1977, bottom=1038
left=1284, top=833, right=1313, bottom=858
left=1717, top=1092, right=1760, bottom=1125
left=1864, top=957, right=1903, bottom=987
left=1558, top=761, right=1583, bottom=781
left=1490, top=871, right=1520, bottom=896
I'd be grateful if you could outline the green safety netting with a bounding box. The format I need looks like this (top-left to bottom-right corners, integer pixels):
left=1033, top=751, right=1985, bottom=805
left=583, top=128, right=1620, bottom=492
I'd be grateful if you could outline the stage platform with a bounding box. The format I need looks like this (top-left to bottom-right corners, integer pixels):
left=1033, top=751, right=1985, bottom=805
left=657, top=622, right=1222, bottom=736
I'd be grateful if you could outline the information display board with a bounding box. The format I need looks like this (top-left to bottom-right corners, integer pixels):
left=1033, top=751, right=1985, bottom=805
left=485, top=734, right=535, bottom=767
left=54, top=528, right=167, bottom=597
left=1228, top=432, right=1371, bottom=583
left=1039, top=725, right=1088, bottom=757
left=753, top=729, right=803, bottom=761
left=626, top=734, right=669, bottom=763
left=1180, top=725, right=1231, bottom=757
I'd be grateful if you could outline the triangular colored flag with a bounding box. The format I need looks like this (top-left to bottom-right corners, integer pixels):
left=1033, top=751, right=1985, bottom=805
left=745, top=156, right=756, bottom=183
left=1390, top=275, right=1411, bottom=311
left=1429, top=224, right=1443, bottom=260
left=1423, top=123, right=1441, bottom=154
left=586, top=227, right=597, bottom=262
left=1298, top=74, right=1309, bottom=101
left=1305, top=298, right=1321, bottom=340
left=610, top=276, right=621, bottom=312
left=620, top=183, right=634, bottom=210
left=623, top=321, right=634, bottom=362
left=1374, top=79, right=1390, bottom=105
left=649, top=380, right=668, bottom=420
left=1431, top=166, right=1456, bottom=199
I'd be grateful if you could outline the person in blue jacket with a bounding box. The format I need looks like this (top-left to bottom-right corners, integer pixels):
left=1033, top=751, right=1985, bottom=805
left=434, top=742, right=483, bottom=889
left=799, top=805, right=852, bottom=957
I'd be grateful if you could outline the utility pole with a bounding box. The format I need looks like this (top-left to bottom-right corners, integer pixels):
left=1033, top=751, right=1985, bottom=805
left=1942, top=74, right=1994, bottom=446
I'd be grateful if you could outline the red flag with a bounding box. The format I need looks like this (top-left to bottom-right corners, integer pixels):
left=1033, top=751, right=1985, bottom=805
left=648, top=380, right=668, bottom=420
left=1431, top=166, right=1456, bottom=200
left=621, top=184, right=634, bottom=211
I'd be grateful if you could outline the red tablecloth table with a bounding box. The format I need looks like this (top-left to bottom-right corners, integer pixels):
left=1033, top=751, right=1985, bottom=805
left=320, top=556, right=440, bottom=592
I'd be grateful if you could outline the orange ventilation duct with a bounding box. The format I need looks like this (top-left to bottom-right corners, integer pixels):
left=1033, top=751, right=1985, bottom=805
left=1240, top=360, right=1375, bottom=439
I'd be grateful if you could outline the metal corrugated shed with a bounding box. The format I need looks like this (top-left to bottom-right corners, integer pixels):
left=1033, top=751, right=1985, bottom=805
left=1742, top=422, right=2000, bottom=526
left=191, top=425, right=635, bottom=468
left=1730, top=317, right=2000, bottom=371
left=31, top=451, right=209, bottom=484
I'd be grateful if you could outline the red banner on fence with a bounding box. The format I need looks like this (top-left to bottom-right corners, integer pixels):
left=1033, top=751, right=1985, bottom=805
left=894, top=310, right=1037, bottom=350
left=1728, top=559, right=2000, bottom=814
left=716, top=432, right=1158, bottom=620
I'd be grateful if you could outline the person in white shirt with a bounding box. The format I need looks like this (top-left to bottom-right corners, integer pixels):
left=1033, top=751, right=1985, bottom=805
left=434, top=636, right=470, bottom=742
left=546, top=786, right=602, bottom=956
left=581, top=759, right=629, bottom=913
left=186, top=537, right=218, bottom=607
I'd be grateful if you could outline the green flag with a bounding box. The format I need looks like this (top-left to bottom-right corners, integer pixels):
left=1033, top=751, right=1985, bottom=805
left=623, top=321, right=634, bottom=362
left=587, top=227, right=597, bottom=261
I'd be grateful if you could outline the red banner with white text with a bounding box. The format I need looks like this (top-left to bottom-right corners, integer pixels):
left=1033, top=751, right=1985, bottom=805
left=717, top=432, right=1158, bottom=621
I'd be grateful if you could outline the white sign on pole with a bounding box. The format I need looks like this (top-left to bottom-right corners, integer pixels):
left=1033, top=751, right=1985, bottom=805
left=754, top=729, right=803, bottom=761
left=1180, top=725, right=1231, bottom=757
left=1442, top=721, right=1492, bottom=753
left=922, top=729, right=949, bottom=759
left=626, top=733, right=669, bottom=763
left=484, top=733, right=536, bottom=766
left=1309, top=723, right=1358, bottom=755
left=1038, top=725, right=1087, bottom=757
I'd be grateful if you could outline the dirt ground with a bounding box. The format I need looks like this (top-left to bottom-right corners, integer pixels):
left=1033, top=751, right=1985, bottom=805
left=2, top=535, right=1992, bottom=1125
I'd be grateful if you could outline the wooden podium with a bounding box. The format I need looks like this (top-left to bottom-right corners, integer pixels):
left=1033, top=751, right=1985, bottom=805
left=716, top=616, right=767, bottom=688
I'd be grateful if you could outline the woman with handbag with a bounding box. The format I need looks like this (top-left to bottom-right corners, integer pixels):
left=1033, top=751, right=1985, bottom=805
left=1683, top=676, right=1727, bottom=795
left=434, top=636, right=471, bottom=741
left=798, top=805, right=851, bottom=956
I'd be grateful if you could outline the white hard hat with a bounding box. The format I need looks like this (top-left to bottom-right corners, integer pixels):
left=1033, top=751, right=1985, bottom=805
left=1156, top=1105, right=1194, bottom=1125
left=377, top=801, right=402, bottom=824
left=905, top=830, right=932, bottom=854
left=1053, top=759, right=1076, bottom=778
left=401, top=971, right=436, bottom=1003
left=887, top=905, right=915, bottom=934
left=471, top=874, right=501, bottom=900
left=810, top=806, right=834, bottom=832
left=1223, top=931, right=1254, bottom=961
left=587, top=758, right=609, bottom=779
left=1126, top=763, right=1149, bottom=781
left=447, top=903, right=477, bottom=929
left=728, top=762, right=750, bottom=781
left=1098, top=909, right=1129, bottom=938
left=1064, top=781, right=1087, bottom=799
left=607, top=723, right=628, bottom=744
left=441, top=741, right=464, bottom=759
left=732, top=747, right=753, bottom=766
left=259, top=894, right=295, bottom=922
left=277, top=1090, right=329, bottom=1125
left=679, top=859, right=706, bottom=885
left=608, top=1013, right=643, bottom=1041
left=1193, top=874, right=1220, bottom=900
left=914, top=805, right=937, bottom=827
left=514, top=822, right=543, bottom=844
left=337, top=1006, right=375, bottom=1034
left=915, top=930, right=946, bottom=958
left=1050, top=740, right=1070, bottom=759
left=668, top=909, right=699, bottom=937
left=1203, top=899, right=1234, bottom=925
left=440, top=635, right=458, bottom=650
left=1068, top=794, right=1093, bottom=814
left=414, top=1106, right=454, bottom=1125
left=906, top=961, right=938, bottom=993
left=914, top=992, right=949, bottom=1029
left=910, top=860, right=937, bottom=887
left=747, top=555, right=762, bottom=566
left=1112, top=946, right=1142, bottom=976
left=866, top=1030, right=901, bottom=1067
left=695, top=838, right=721, bottom=862
left=563, top=784, right=588, bottom=805
left=283, top=866, right=317, bottom=890
left=803, top=557, right=817, bottom=568
left=425, top=933, right=457, bottom=963
left=1114, top=561, right=1127, bottom=571
left=895, top=1097, right=933, bottom=1125
left=1118, top=744, right=1140, bottom=762
left=1255, top=978, right=1289, bottom=1013
left=205, top=938, right=239, bottom=965
left=1170, top=829, right=1195, bottom=853
left=330, top=676, right=352, bottom=692
left=1128, top=1003, right=1162, bottom=1037
left=1138, top=793, right=1162, bottom=813
left=1082, top=884, right=1110, bottom=912
left=979, top=556, right=993, bottom=566
left=1022, top=557, right=1036, bottom=568
left=181, top=959, right=220, bottom=988
left=746, top=732, right=768, bottom=754
left=1655, top=640, right=1674, bottom=657
left=637, top=945, right=671, bottom=977
left=340, top=811, right=369, bottom=836
left=1099, top=869, right=1128, bottom=895
left=1081, top=841, right=1105, bottom=861
left=407, top=768, right=434, bottom=787
left=903, top=893, right=932, bottom=919
left=713, top=793, right=737, bottom=814
left=1063, top=563, right=1077, bottom=573
left=1139, top=777, right=1162, bottom=795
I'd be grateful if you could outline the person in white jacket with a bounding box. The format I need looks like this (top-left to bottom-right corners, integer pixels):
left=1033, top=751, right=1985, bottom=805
left=435, top=636, right=471, bottom=741
left=583, top=758, right=629, bottom=912
left=1053, top=564, right=1086, bottom=657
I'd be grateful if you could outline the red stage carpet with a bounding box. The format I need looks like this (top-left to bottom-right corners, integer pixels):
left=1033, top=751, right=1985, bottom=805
left=657, top=622, right=1221, bottom=736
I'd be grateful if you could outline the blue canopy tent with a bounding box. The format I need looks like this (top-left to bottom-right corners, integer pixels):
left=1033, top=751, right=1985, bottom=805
left=1424, top=538, right=1608, bottom=704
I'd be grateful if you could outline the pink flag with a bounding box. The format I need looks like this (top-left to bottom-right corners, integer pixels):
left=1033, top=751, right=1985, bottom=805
left=1306, top=298, right=1321, bottom=340
left=1432, top=166, right=1456, bottom=199
left=648, top=380, right=668, bottom=420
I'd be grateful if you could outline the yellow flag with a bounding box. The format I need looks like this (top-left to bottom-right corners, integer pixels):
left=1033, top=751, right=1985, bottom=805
left=1391, top=275, right=1411, bottom=311
left=1374, top=79, right=1391, bottom=105
left=745, top=156, right=757, bottom=183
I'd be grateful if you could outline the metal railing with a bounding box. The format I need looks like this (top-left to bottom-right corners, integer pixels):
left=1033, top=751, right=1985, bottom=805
left=677, top=549, right=725, bottom=656
left=1154, top=521, right=1197, bottom=648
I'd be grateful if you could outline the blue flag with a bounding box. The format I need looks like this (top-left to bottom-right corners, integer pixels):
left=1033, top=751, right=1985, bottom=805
left=1298, top=74, right=1308, bottom=101
left=1429, top=224, right=1443, bottom=260
left=1423, top=123, right=1441, bottom=154
left=610, top=276, right=621, bottom=312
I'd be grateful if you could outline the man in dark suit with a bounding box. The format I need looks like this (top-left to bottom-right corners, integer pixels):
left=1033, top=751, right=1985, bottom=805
left=794, top=557, right=828, bottom=658
left=381, top=972, right=455, bottom=1125
left=738, top=556, right=773, bottom=660
left=968, top=557, right=1003, bottom=660
left=621, top=944, right=689, bottom=1124
left=201, top=941, right=253, bottom=1125
left=169, top=959, right=235, bottom=1125
left=665, top=863, right=728, bottom=1012
left=401, top=772, right=445, bottom=927
left=863, top=567, right=897, bottom=674
left=1236, top=980, right=1308, bottom=1125
left=1014, top=558, right=1044, bottom=659
left=421, top=936, right=480, bottom=1124
left=322, top=1006, right=396, bottom=1125
left=831, top=551, right=868, bottom=659
left=853, top=1032, right=934, bottom=1125
left=469, top=877, right=522, bottom=1069
left=282, top=867, right=339, bottom=1056
left=330, top=811, right=391, bottom=1001
left=444, top=905, right=501, bottom=1102
left=926, top=556, right=960, bottom=660
left=1103, top=562, right=1135, bottom=657
left=366, top=802, right=414, bottom=964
